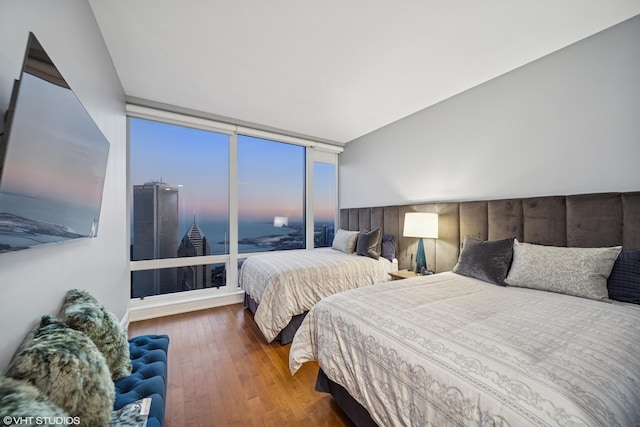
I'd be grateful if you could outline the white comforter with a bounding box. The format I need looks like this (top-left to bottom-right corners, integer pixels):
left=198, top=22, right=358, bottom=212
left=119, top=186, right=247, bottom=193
left=240, top=247, right=396, bottom=342
left=290, top=272, right=640, bottom=427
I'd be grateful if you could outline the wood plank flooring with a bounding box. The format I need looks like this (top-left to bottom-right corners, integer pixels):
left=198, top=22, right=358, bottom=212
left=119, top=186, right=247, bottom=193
left=128, top=303, right=353, bottom=427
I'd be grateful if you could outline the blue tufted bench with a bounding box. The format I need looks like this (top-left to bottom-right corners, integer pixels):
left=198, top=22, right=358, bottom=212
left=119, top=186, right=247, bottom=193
left=114, top=334, right=170, bottom=427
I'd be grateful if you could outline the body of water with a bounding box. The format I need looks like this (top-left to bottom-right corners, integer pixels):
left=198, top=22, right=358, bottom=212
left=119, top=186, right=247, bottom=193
left=189, top=220, right=303, bottom=254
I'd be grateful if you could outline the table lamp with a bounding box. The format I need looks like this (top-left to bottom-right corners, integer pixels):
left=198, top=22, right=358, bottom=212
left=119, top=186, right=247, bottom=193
left=403, top=212, right=439, bottom=274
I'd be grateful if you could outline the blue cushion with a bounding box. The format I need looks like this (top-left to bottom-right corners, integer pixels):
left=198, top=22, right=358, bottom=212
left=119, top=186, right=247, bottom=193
left=607, top=250, right=640, bottom=304
left=381, top=234, right=397, bottom=261
left=114, top=334, right=169, bottom=427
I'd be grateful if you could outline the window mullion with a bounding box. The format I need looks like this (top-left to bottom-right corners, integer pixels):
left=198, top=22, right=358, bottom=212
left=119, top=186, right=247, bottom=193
left=305, top=148, right=314, bottom=249
left=228, top=132, right=239, bottom=288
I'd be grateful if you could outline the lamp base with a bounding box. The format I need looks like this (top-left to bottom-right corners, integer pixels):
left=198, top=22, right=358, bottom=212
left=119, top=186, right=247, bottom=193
left=415, top=238, right=427, bottom=274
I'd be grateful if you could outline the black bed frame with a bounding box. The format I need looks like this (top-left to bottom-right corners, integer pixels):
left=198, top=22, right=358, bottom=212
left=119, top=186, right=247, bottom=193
left=243, top=294, right=307, bottom=344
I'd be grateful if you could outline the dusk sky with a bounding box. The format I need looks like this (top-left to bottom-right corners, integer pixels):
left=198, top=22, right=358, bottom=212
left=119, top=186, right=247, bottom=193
left=129, top=118, right=230, bottom=220
left=130, top=118, right=335, bottom=223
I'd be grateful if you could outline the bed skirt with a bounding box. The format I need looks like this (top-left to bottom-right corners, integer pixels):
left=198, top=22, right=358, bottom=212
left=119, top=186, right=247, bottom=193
left=243, top=294, right=308, bottom=344
left=315, top=368, right=378, bottom=427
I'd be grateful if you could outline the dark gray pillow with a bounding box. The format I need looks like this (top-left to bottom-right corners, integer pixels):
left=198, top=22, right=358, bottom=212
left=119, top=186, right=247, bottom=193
left=381, top=234, right=397, bottom=261
left=356, top=228, right=382, bottom=260
left=607, top=250, right=640, bottom=304
left=453, top=235, right=514, bottom=285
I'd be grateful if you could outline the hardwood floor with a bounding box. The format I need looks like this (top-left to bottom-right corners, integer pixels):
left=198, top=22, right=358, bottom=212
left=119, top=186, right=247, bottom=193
left=128, top=303, right=353, bottom=427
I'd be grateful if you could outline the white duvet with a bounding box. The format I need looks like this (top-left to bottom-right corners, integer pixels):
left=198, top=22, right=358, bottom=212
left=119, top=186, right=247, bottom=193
left=240, top=247, right=396, bottom=342
left=290, top=272, right=640, bottom=426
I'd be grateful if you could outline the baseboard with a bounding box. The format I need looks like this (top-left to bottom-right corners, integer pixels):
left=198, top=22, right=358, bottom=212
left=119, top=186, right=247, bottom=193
left=128, top=289, right=245, bottom=322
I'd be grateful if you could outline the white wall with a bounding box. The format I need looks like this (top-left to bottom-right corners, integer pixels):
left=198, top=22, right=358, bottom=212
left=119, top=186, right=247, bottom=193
left=0, top=2, right=127, bottom=369
left=340, top=15, right=640, bottom=208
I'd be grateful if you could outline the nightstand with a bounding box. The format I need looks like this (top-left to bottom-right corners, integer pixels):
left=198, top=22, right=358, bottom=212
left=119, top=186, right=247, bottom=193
left=388, top=269, right=419, bottom=280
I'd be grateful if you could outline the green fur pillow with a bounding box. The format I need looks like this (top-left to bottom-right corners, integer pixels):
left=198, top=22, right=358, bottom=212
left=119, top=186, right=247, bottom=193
left=61, top=289, right=132, bottom=381
left=6, top=316, right=115, bottom=427
left=0, top=375, right=70, bottom=426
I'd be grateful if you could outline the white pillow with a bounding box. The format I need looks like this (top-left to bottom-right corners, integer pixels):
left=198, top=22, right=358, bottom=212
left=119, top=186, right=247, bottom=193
left=505, top=239, right=622, bottom=300
left=331, top=229, right=359, bottom=254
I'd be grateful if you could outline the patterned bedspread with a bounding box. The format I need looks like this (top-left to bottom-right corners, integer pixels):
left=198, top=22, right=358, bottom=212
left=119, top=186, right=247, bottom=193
left=290, top=272, right=640, bottom=426
left=240, top=247, right=396, bottom=342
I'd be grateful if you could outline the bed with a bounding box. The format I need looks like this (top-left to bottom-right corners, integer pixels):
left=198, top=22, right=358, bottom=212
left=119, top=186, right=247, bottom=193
left=290, top=271, right=640, bottom=426
left=241, top=229, right=398, bottom=344
left=289, top=191, right=640, bottom=426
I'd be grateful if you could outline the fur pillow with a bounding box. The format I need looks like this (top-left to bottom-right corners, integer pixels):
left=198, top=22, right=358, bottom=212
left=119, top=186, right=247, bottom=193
left=6, top=315, right=115, bottom=427
left=0, top=375, right=70, bottom=427
left=60, top=289, right=132, bottom=381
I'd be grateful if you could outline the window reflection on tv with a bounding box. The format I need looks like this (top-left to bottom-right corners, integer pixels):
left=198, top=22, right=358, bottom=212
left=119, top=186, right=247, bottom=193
left=0, top=33, right=110, bottom=252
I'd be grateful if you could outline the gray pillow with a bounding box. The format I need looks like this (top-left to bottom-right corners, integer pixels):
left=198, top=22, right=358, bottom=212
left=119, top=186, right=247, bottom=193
left=0, top=374, right=69, bottom=426
left=452, top=236, right=514, bottom=285
left=356, top=228, right=382, bottom=260
left=6, top=315, right=115, bottom=427
left=331, top=229, right=359, bottom=254
left=505, top=239, right=622, bottom=300
left=60, top=289, right=132, bottom=381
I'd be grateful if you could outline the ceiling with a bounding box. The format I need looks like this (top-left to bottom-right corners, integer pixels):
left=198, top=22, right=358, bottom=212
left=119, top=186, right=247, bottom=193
left=88, top=1, right=640, bottom=145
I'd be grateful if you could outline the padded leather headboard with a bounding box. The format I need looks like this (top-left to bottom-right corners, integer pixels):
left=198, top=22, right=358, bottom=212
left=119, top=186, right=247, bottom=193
left=340, top=191, right=640, bottom=273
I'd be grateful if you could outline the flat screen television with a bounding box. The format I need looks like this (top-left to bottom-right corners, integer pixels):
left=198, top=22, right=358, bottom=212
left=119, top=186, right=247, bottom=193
left=0, top=33, right=110, bottom=252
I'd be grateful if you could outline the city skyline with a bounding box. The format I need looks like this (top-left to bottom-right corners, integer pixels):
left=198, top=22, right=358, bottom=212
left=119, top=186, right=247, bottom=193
left=130, top=180, right=332, bottom=297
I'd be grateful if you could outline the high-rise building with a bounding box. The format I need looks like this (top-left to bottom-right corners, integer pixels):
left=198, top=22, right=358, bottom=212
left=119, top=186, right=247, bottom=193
left=177, top=215, right=211, bottom=290
left=132, top=181, right=179, bottom=297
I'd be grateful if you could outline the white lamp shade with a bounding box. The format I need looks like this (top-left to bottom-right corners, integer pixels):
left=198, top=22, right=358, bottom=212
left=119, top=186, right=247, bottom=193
left=403, top=212, right=438, bottom=239
left=273, top=216, right=288, bottom=227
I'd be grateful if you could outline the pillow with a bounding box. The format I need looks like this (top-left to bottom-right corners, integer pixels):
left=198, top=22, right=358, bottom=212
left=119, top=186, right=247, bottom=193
left=60, top=289, right=132, bottom=381
left=607, top=250, right=640, bottom=304
left=0, top=374, right=70, bottom=426
left=381, top=234, right=397, bottom=261
left=356, top=228, right=382, bottom=260
left=6, top=315, right=115, bottom=426
left=505, top=239, right=622, bottom=300
left=452, top=236, right=514, bottom=285
left=331, top=229, right=359, bottom=254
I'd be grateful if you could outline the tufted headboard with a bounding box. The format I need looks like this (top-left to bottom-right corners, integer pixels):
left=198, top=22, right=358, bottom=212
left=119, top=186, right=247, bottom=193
left=340, top=191, right=640, bottom=273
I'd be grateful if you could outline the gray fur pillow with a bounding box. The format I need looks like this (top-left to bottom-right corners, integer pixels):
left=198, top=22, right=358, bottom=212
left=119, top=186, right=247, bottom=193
left=61, top=289, right=132, bottom=381
left=6, top=315, right=115, bottom=427
left=0, top=375, right=70, bottom=426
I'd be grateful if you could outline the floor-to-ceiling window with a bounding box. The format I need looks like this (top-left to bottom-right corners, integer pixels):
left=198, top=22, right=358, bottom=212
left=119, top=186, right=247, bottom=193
left=128, top=106, right=340, bottom=299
